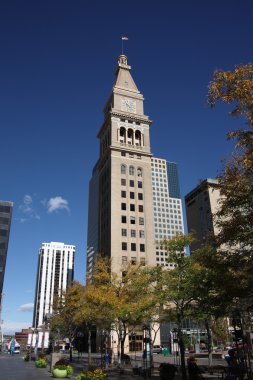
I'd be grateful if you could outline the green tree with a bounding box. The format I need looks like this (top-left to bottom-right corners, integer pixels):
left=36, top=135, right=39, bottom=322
left=157, top=234, right=196, bottom=380
left=208, top=64, right=253, bottom=309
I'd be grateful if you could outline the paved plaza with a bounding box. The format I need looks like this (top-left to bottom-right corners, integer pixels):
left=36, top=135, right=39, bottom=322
left=0, top=352, right=229, bottom=380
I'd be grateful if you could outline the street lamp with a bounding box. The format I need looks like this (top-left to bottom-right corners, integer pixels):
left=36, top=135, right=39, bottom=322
left=143, top=323, right=152, bottom=379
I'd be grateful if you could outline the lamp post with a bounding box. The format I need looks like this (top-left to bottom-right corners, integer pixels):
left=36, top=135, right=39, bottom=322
left=143, top=323, right=151, bottom=379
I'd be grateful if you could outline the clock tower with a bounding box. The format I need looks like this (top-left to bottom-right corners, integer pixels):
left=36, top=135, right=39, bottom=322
left=87, top=54, right=155, bottom=275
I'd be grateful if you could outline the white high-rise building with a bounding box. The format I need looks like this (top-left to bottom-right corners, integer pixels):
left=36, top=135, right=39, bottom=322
left=33, top=242, right=75, bottom=328
left=151, top=158, right=184, bottom=267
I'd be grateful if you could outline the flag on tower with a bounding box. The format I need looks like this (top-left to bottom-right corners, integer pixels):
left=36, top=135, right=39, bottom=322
left=122, top=36, right=129, bottom=40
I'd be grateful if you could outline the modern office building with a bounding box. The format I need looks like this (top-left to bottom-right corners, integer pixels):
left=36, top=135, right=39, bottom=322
left=0, top=201, right=13, bottom=304
left=33, top=242, right=75, bottom=328
left=185, top=178, right=220, bottom=252
left=151, top=158, right=184, bottom=267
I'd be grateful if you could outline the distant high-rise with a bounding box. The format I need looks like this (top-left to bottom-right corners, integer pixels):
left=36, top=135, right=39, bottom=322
left=185, top=178, right=220, bottom=252
left=151, top=158, right=184, bottom=267
left=33, top=242, right=75, bottom=328
left=0, top=200, right=13, bottom=304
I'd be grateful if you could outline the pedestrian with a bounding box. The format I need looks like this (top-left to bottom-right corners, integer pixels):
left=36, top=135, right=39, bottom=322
left=187, top=356, right=202, bottom=380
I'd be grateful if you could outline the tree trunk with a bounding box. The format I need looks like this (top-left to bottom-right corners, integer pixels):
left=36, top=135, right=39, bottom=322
left=205, top=320, right=213, bottom=368
left=69, top=343, right=73, bottom=362
left=177, top=315, right=187, bottom=380
left=88, top=327, right=91, bottom=366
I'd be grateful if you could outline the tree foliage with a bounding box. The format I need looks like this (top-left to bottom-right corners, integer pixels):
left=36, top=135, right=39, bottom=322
left=50, top=281, right=84, bottom=361
left=208, top=63, right=253, bottom=310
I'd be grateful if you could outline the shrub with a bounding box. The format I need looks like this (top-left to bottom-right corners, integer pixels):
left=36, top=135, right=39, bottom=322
left=35, top=358, right=48, bottom=368
left=76, top=369, right=106, bottom=380
left=54, top=359, right=69, bottom=370
left=23, top=353, right=30, bottom=361
left=66, top=364, right=74, bottom=376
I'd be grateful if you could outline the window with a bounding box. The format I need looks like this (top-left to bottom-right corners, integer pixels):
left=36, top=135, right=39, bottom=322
left=122, top=256, right=127, bottom=264
left=130, top=180, right=134, bottom=187
left=131, top=230, right=136, bottom=237
left=121, top=179, right=126, bottom=186
left=138, top=181, right=142, bottom=188
left=121, top=165, right=126, bottom=174
left=139, top=230, right=145, bottom=238
left=130, top=192, right=135, bottom=199
left=130, top=204, right=135, bottom=212
left=139, top=205, right=144, bottom=212
left=138, top=193, right=143, bottom=200
left=131, top=243, right=136, bottom=251
left=131, top=257, right=137, bottom=265
left=122, top=229, right=127, bottom=236
left=130, top=216, right=135, bottom=224
left=140, top=257, right=146, bottom=266
left=129, top=166, right=135, bottom=175
left=121, top=152, right=126, bottom=157
left=121, top=191, right=126, bottom=198
left=140, top=244, right=145, bottom=252
left=137, top=168, right=142, bottom=177
left=121, top=203, right=126, bottom=210
left=121, top=216, right=127, bottom=223
left=122, top=242, right=127, bottom=250
left=139, top=217, right=144, bottom=225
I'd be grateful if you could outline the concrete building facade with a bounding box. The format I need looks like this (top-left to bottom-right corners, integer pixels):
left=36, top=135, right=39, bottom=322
left=185, top=178, right=220, bottom=252
left=33, top=242, right=75, bottom=328
left=0, top=200, right=13, bottom=304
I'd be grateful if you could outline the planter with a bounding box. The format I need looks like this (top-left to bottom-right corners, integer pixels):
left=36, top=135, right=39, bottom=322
left=52, top=368, right=68, bottom=378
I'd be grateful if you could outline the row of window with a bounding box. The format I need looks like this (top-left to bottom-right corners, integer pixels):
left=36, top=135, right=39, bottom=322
left=121, top=165, right=142, bottom=176
left=121, top=191, right=143, bottom=200
left=122, top=242, right=145, bottom=252
left=121, top=152, right=142, bottom=159
left=122, top=256, right=146, bottom=266
left=121, top=203, right=144, bottom=212
left=122, top=229, right=145, bottom=238
left=121, top=216, right=144, bottom=225
left=121, top=179, right=142, bottom=188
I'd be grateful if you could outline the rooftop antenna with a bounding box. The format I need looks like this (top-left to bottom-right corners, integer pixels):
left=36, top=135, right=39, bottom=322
left=121, top=36, right=129, bottom=55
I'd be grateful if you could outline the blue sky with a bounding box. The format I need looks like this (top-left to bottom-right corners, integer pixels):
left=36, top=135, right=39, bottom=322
left=1, top=1, right=252, bottom=334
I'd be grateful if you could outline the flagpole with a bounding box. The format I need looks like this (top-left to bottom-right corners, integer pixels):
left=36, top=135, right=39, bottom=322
left=121, top=38, right=123, bottom=55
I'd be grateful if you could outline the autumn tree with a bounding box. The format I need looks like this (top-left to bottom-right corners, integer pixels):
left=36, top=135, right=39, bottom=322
left=50, top=281, right=84, bottom=361
left=84, top=258, right=158, bottom=363
left=208, top=64, right=253, bottom=309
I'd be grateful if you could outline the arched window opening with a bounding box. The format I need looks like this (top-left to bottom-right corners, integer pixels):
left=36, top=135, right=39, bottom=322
left=129, top=166, right=135, bottom=176
left=127, top=128, right=133, bottom=145
left=121, top=165, right=126, bottom=175
left=135, top=130, right=141, bottom=146
left=120, top=127, right=126, bottom=143
left=137, top=168, right=142, bottom=177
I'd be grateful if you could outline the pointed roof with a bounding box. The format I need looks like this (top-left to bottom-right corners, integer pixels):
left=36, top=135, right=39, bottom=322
left=114, top=55, right=140, bottom=94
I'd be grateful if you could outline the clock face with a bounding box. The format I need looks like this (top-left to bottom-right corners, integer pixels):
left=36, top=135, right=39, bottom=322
left=121, top=98, right=136, bottom=113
